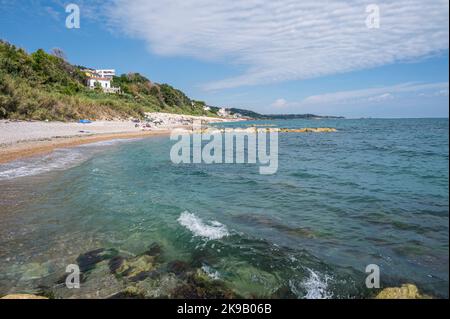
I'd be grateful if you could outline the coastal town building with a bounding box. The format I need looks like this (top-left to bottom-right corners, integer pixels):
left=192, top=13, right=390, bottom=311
left=217, top=108, right=229, bottom=117
left=83, top=68, right=120, bottom=94
left=216, top=107, right=241, bottom=118
left=96, top=69, right=116, bottom=79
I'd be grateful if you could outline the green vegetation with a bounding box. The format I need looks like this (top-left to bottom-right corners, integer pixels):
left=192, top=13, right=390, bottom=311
left=0, top=40, right=217, bottom=121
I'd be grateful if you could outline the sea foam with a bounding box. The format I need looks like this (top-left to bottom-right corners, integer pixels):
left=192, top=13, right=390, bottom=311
left=0, top=138, right=139, bottom=180
left=178, top=211, right=229, bottom=240
left=0, top=149, right=86, bottom=180
left=301, top=268, right=333, bottom=299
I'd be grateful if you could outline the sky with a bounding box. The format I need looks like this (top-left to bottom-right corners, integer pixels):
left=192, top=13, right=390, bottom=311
left=0, top=0, right=448, bottom=118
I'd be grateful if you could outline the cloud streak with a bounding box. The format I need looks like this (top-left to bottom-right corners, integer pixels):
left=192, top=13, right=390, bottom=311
left=275, top=82, right=449, bottom=109
left=107, top=0, right=449, bottom=90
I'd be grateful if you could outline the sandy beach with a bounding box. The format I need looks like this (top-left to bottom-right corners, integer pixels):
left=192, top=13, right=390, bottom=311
left=0, top=113, right=240, bottom=164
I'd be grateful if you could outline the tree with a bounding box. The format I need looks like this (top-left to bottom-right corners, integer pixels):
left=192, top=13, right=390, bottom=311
left=94, top=81, right=103, bottom=92
left=51, top=48, right=67, bottom=61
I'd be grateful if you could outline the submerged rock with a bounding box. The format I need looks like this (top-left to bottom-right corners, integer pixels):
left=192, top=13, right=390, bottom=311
left=108, top=256, right=126, bottom=274
left=271, top=286, right=298, bottom=299
left=128, top=270, right=160, bottom=283
left=235, top=214, right=318, bottom=239
left=167, top=260, right=191, bottom=276
left=52, top=260, right=124, bottom=299
left=223, top=263, right=280, bottom=298
left=20, top=262, right=51, bottom=281
left=76, top=248, right=119, bottom=273
left=108, top=286, right=146, bottom=299
left=144, top=242, right=163, bottom=258
left=135, top=273, right=181, bottom=298
left=115, top=255, right=157, bottom=278
left=171, top=269, right=237, bottom=299
left=375, top=284, right=432, bottom=299
left=1, top=294, right=48, bottom=299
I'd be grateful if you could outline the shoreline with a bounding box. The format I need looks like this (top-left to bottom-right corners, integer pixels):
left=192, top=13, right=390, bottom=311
left=0, top=113, right=245, bottom=165
left=0, top=129, right=174, bottom=165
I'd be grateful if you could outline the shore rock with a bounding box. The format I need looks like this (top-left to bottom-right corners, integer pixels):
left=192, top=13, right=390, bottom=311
left=375, top=284, right=432, bottom=299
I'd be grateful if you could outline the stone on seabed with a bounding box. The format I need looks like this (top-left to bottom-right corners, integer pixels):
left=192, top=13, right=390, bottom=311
left=1, top=294, right=48, bottom=299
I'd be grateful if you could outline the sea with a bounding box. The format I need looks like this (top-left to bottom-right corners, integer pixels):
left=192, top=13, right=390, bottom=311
left=0, top=118, right=448, bottom=298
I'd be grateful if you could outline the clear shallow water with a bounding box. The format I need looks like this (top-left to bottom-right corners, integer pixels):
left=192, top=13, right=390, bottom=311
left=0, top=118, right=448, bottom=298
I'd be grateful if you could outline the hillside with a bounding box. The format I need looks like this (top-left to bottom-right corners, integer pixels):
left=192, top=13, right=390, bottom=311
left=0, top=40, right=217, bottom=121
left=0, top=40, right=343, bottom=122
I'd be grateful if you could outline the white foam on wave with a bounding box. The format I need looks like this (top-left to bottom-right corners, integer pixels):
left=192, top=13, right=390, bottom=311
left=201, top=265, right=221, bottom=280
left=0, top=148, right=87, bottom=180
left=0, top=138, right=141, bottom=181
left=301, top=268, right=333, bottom=299
left=78, top=138, right=143, bottom=148
left=177, top=211, right=229, bottom=240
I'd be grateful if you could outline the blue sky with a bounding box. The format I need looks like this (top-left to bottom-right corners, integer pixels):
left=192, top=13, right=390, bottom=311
left=0, top=0, right=448, bottom=118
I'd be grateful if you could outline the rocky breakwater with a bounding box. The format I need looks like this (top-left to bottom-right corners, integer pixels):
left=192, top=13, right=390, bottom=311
left=189, top=127, right=338, bottom=135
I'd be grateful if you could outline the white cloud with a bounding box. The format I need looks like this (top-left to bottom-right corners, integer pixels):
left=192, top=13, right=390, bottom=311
left=106, top=0, right=449, bottom=90
left=298, top=82, right=449, bottom=106
left=367, top=93, right=394, bottom=102
left=272, top=98, right=288, bottom=108
left=437, top=89, right=449, bottom=97
left=44, top=6, right=60, bottom=21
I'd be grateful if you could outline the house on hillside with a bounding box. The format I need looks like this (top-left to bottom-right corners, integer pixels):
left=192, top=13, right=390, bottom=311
left=96, top=69, right=116, bottom=79
left=83, top=68, right=120, bottom=93
left=217, top=108, right=230, bottom=117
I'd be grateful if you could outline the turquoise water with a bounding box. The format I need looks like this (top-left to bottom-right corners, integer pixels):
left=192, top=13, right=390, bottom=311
left=0, top=118, right=448, bottom=298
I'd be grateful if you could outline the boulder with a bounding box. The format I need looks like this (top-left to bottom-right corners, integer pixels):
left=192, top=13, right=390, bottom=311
left=375, top=284, right=432, bottom=299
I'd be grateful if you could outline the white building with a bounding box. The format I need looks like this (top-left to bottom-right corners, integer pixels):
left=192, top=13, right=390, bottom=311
left=84, top=68, right=120, bottom=93
left=87, top=77, right=112, bottom=90
left=95, top=69, right=116, bottom=79
left=217, top=108, right=229, bottom=117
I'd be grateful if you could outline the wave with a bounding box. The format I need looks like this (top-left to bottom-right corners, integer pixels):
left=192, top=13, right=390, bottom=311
left=0, top=149, right=86, bottom=180
left=289, top=268, right=333, bottom=299
left=201, top=264, right=221, bottom=280
left=177, top=211, right=229, bottom=240
left=0, top=138, right=140, bottom=181
left=78, top=138, right=143, bottom=148
left=301, top=268, right=333, bottom=299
